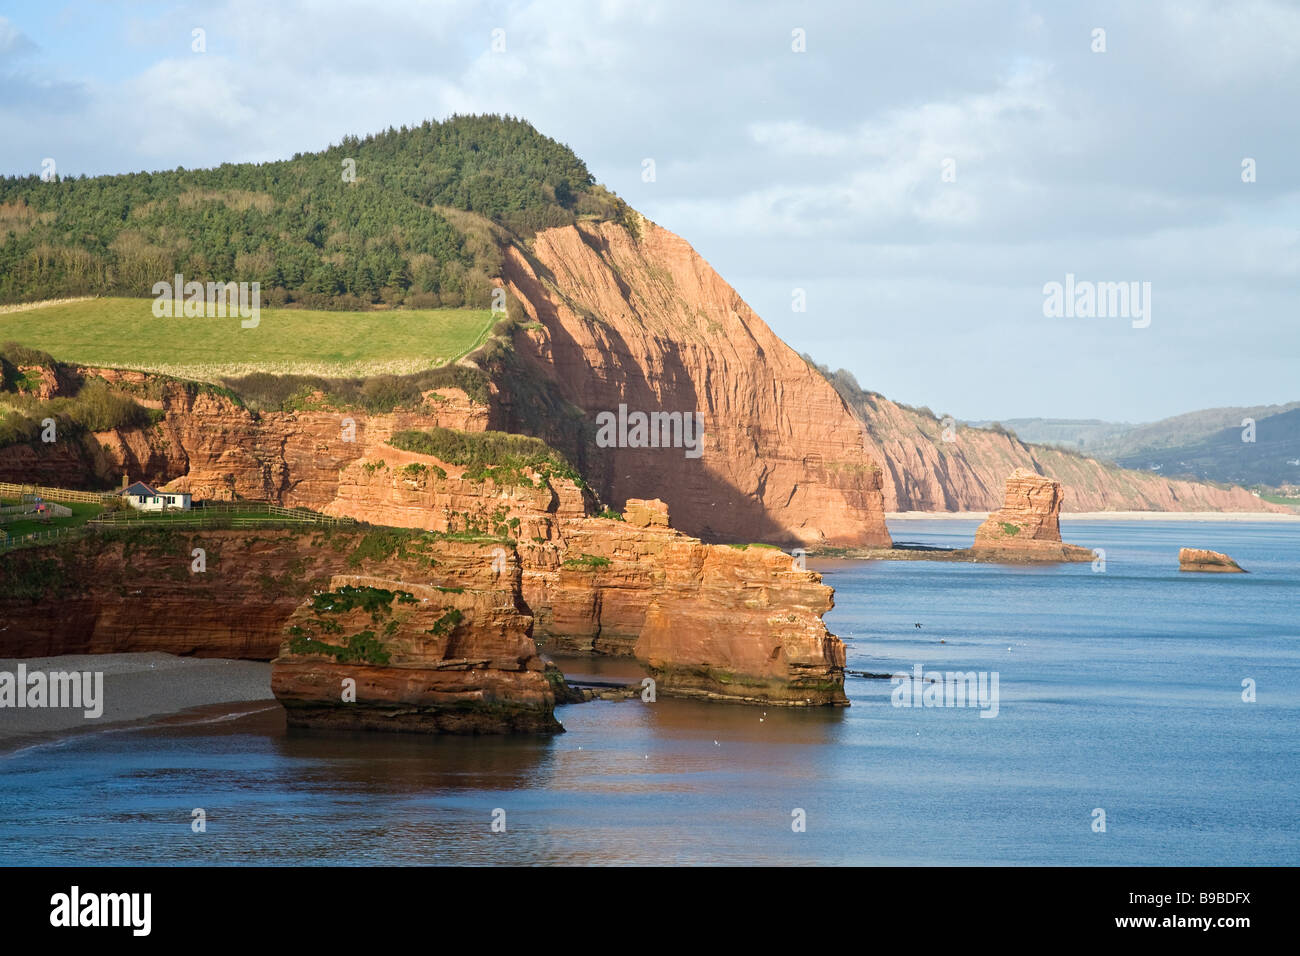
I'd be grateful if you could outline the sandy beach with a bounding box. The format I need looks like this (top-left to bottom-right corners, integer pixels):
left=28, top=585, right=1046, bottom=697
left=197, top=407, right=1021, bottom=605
left=888, top=511, right=1300, bottom=522
left=0, top=653, right=273, bottom=748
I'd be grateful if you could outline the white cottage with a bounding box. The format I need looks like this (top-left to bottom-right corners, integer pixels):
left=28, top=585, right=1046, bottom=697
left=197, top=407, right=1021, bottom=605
left=121, top=481, right=191, bottom=512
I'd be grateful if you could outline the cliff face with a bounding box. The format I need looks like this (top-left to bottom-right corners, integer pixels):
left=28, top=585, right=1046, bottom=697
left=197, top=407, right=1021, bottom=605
left=326, top=446, right=847, bottom=706
left=496, top=218, right=891, bottom=548
left=271, top=571, right=562, bottom=734
left=324, top=443, right=592, bottom=540
left=0, top=527, right=564, bottom=733
left=0, top=369, right=488, bottom=508
left=0, top=527, right=502, bottom=658
left=972, top=469, right=1093, bottom=562
left=852, top=392, right=1287, bottom=514
left=523, top=500, right=846, bottom=706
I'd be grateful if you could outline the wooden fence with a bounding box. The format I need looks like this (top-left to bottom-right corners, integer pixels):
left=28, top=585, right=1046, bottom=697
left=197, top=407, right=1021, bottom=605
left=88, top=502, right=355, bottom=528
left=0, top=525, right=87, bottom=553
left=0, top=502, right=72, bottom=525
left=0, top=501, right=355, bottom=553
left=0, top=482, right=117, bottom=504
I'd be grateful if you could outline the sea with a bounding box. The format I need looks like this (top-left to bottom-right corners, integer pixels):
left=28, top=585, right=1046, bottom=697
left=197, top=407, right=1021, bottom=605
left=1, top=518, right=1296, bottom=865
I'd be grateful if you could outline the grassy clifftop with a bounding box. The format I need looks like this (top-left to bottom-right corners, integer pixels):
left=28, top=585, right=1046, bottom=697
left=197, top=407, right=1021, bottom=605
left=0, top=298, right=495, bottom=380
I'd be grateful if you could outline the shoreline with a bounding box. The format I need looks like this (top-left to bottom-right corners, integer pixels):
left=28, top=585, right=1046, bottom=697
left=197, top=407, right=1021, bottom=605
left=0, top=653, right=274, bottom=753
left=887, top=510, right=1299, bottom=522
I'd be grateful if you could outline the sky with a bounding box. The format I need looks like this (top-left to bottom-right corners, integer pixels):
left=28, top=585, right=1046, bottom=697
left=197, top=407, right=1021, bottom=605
left=1, top=0, right=1296, bottom=423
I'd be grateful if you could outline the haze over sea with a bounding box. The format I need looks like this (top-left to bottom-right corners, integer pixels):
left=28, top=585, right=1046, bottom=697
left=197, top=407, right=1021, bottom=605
left=2, top=518, right=1296, bottom=866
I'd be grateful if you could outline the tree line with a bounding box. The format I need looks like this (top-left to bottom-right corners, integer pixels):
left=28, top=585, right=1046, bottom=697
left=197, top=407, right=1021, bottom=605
left=0, top=114, right=626, bottom=309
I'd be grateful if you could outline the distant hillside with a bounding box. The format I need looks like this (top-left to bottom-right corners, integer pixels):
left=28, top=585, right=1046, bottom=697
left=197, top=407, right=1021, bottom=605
left=1092, top=402, right=1300, bottom=462
left=970, top=403, right=1300, bottom=488
left=805, top=359, right=1289, bottom=514
left=1113, top=407, right=1300, bottom=488
left=964, top=418, right=1135, bottom=451
left=0, top=114, right=626, bottom=310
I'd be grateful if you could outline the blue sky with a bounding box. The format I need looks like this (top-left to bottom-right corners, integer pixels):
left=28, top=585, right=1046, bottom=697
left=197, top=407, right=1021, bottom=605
left=2, top=0, right=1296, bottom=422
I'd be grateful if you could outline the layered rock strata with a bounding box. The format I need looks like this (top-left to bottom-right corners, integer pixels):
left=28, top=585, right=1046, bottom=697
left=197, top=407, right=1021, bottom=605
left=271, top=571, right=562, bottom=734
left=326, top=449, right=848, bottom=706
left=972, top=469, right=1093, bottom=562
left=497, top=217, right=892, bottom=548
left=524, top=501, right=847, bottom=706
left=853, top=392, right=1285, bottom=514
left=0, top=527, right=563, bottom=733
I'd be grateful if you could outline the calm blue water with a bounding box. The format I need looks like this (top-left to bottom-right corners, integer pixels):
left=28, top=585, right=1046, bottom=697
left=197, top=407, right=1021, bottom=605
left=2, top=519, right=1297, bottom=865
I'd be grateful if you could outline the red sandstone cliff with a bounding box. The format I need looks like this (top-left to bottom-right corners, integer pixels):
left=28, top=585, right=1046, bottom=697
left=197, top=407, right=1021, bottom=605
left=0, top=527, right=564, bottom=733
left=851, top=392, right=1287, bottom=514
left=524, top=499, right=846, bottom=706
left=271, top=570, right=562, bottom=734
left=496, top=217, right=891, bottom=548
left=324, top=444, right=847, bottom=706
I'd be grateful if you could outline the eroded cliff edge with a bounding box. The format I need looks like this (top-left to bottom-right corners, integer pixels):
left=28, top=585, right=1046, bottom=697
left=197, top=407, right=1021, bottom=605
left=494, top=216, right=892, bottom=549
left=324, top=442, right=848, bottom=707
left=0, top=526, right=564, bottom=733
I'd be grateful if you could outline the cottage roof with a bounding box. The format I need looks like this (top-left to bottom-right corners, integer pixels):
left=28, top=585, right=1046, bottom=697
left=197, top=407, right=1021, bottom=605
left=121, top=481, right=159, bottom=497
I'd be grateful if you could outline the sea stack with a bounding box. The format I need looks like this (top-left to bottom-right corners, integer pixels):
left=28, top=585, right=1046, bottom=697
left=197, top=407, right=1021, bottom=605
left=271, top=549, right=565, bottom=735
left=972, top=468, right=1093, bottom=562
left=1179, top=548, right=1247, bottom=573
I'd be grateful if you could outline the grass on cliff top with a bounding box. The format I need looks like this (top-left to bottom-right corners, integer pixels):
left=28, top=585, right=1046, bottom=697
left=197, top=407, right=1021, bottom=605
left=389, top=427, right=586, bottom=488
left=0, top=499, right=102, bottom=537
left=0, top=297, right=496, bottom=381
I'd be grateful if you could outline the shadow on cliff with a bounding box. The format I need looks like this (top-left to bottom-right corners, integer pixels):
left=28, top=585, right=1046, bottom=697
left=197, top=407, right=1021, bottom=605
left=496, top=250, right=806, bottom=547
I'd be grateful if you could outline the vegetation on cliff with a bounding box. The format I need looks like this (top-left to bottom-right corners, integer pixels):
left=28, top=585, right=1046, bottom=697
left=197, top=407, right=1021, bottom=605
left=0, top=115, right=626, bottom=309
left=389, top=426, right=586, bottom=488
left=0, top=343, right=162, bottom=449
left=223, top=360, right=494, bottom=412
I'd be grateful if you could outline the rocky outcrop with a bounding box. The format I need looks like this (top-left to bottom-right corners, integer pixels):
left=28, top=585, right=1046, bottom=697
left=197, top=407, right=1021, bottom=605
left=1178, top=548, right=1247, bottom=573
left=0, top=368, right=490, bottom=506
left=324, top=443, right=591, bottom=540
left=16, top=365, right=61, bottom=400
left=623, top=498, right=669, bottom=528
left=271, top=572, right=562, bottom=735
left=972, top=469, right=1093, bottom=562
left=319, top=443, right=848, bottom=706
left=496, top=217, right=891, bottom=549
left=520, top=502, right=846, bottom=706
left=0, top=526, right=564, bottom=732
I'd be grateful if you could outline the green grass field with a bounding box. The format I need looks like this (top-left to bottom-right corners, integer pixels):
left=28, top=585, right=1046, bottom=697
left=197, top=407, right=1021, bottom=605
left=1257, top=492, right=1300, bottom=509
left=0, top=499, right=103, bottom=537
left=0, top=297, right=496, bottom=380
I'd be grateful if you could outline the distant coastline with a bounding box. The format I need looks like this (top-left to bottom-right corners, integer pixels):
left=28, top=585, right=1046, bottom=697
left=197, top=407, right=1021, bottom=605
left=888, top=510, right=1300, bottom=522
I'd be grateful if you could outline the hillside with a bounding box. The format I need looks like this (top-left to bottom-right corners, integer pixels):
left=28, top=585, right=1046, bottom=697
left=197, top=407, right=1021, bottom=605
left=0, top=298, right=494, bottom=380
left=0, top=114, right=625, bottom=309
left=0, top=116, right=1285, bottom=537
left=1113, top=407, right=1300, bottom=488
left=968, top=402, right=1300, bottom=489
left=808, top=363, right=1288, bottom=514
left=964, top=418, right=1136, bottom=451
